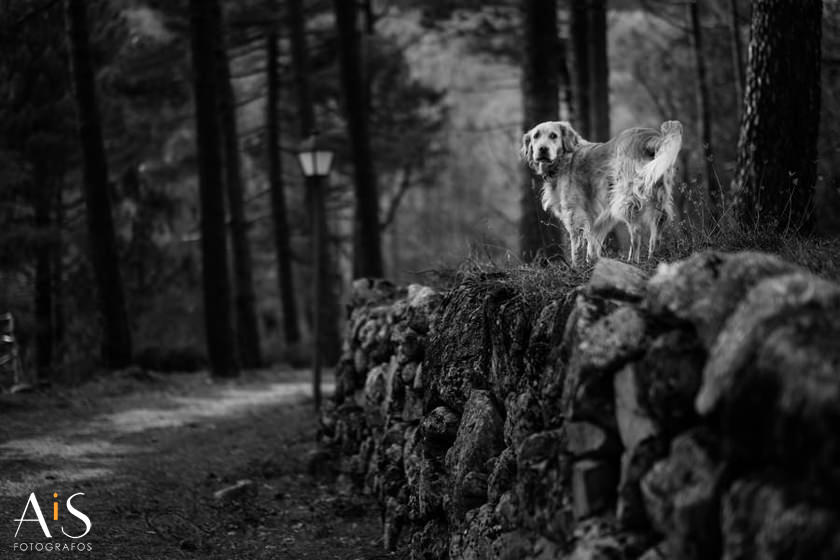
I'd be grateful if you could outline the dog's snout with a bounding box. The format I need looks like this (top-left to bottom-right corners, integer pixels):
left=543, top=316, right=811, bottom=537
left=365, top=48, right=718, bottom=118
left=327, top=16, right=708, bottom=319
left=537, top=146, right=550, bottom=158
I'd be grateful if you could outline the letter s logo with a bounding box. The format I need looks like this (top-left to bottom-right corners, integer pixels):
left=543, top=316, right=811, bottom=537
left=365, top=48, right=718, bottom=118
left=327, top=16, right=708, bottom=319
left=60, top=493, right=91, bottom=538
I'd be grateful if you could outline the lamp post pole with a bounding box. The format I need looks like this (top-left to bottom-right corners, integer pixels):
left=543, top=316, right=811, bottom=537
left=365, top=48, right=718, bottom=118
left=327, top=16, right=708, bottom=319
left=310, top=173, right=325, bottom=411
left=297, top=134, right=334, bottom=412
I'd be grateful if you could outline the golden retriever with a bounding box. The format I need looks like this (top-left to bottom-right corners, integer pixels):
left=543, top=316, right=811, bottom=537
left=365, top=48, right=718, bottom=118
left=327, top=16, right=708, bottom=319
left=520, top=120, right=683, bottom=266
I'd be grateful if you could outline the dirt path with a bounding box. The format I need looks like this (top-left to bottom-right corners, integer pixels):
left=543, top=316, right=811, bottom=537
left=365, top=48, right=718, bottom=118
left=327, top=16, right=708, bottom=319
left=0, top=369, right=391, bottom=560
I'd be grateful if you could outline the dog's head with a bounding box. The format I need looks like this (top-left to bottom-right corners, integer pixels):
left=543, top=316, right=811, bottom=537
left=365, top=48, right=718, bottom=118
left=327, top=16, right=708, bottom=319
left=520, top=121, right=582, bottom=175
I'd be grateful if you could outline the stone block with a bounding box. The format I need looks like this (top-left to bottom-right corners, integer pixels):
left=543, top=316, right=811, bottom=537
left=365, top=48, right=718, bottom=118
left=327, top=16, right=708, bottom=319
left=588, top=257, right=649, bottom=301
left=571, top=459, right=617, bottom=520
left=614, top=364, right=660, bottom=450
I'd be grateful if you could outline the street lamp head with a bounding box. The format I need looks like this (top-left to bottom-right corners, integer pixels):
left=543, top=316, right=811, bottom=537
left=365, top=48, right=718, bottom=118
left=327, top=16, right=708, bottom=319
left=297, top=133, right=335, bottom=178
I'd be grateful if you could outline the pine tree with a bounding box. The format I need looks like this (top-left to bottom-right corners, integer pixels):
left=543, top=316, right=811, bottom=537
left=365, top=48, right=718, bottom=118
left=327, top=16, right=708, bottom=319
left=519, top=0, right=565, bottom=261
left=188, top=0, right=239, bottom=377
left=65, top=0, right=132, bottom=368
left=333, top=0, right=384, bottom=278
left=213, top=1, right=262, bottom=368
left=733, top=0, right=822, bottom=233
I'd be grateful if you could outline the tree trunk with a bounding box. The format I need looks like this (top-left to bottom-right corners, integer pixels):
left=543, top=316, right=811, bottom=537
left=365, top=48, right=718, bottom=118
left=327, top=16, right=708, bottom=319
left=570, top=1, right=591, bottom=136
left=728, top=0, right=746, bottom=111
left=34, top=174, right=53, bottom=380
left=266, top=30, right=301, bottom=345
left=689, top=1, right=717, bottom=214
left=65, top=0, right=132, bottom=368
left=587, top=0, right=610, bottom=141
left=288, top=0, right=340, bottom=362
left=520, top=0, right=565, bottom=262
left=288, top=0, right=315, bottom=136
left=332, top=0, right=384, bottom=278
left=733, top=0, right=822, bottom=233
left=214, top=4, right=262, bottom=368
left=188, top=0, right=239, bottom=378
left=52, top=177, right=64, bottom=363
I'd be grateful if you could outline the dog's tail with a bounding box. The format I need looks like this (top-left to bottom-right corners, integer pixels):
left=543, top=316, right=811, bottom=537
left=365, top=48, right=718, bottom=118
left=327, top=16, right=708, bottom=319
left=639, top=120, right=682, bottom=198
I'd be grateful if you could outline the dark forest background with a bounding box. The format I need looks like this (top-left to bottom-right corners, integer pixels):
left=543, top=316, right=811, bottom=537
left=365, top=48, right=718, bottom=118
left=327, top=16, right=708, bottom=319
left=1, top=0, right=837, bottom=384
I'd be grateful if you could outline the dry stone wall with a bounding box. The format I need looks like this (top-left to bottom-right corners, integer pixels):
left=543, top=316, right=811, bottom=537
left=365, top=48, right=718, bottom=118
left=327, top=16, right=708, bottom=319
left=318, top=252, right=840, bottom=559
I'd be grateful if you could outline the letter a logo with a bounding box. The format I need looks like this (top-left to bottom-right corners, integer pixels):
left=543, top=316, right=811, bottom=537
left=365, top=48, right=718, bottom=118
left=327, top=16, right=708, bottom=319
left=14, top=493, right=51, bottom=538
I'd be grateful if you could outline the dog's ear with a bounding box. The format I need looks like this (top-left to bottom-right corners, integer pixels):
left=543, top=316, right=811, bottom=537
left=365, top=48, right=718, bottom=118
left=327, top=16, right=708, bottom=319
left=519, top=130, right=532, bottom=164
left=558, top=122, right=582, bottom=153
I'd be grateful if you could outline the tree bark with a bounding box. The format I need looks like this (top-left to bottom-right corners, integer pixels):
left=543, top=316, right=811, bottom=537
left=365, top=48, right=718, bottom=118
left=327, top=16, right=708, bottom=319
left=587, top=0, right=610, bottom=141
left=570, top=1, right=591, bottom=137
left=65, top=0, right=132, bottom=368
left=288, top=0, right=340, bottom=362
left=188, top=0, right=239, bottom=378
left=214, top=3, right=262, bottom=368
left=520, top=0, right=565, bottom=262
left=332, top=0, right=384, bottom=278
left=733, top=0, right=822, bottom=233
left=266, top=29, right=301, bottom=345
left=689, top=1, right=717, bottom=214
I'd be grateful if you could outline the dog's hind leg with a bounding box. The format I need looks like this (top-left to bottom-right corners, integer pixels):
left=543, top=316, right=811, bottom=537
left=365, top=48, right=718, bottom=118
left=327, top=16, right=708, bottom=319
left=584, top=230, right=597, bottom=264
left=627, top=223, right=642, bottom=263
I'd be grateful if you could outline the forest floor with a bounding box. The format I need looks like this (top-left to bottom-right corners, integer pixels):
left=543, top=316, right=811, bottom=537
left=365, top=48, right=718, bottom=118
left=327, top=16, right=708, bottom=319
left=0, top=368, right=394, bottom=560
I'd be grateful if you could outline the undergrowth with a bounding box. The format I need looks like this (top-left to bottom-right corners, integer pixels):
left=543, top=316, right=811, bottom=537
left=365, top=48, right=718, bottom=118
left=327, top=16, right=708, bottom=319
left=449, top=178, right=840, bottom=285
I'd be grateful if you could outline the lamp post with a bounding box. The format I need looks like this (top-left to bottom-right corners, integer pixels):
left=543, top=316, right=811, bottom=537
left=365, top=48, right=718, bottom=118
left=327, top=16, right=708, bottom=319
left=296, top=134, right=334, bottom=411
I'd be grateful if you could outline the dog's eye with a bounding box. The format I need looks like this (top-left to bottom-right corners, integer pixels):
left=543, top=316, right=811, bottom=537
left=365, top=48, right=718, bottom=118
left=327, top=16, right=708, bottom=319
left=533, top=131, right=540, bottom=139
left=549, top=132, right=558, bottom=140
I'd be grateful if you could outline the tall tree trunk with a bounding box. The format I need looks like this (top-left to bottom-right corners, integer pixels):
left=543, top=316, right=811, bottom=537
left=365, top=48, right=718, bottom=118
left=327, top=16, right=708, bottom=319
left=213, top=4, right=262, bottom=368
left=288, top=0, right=315, bottom=136
left=587, top=0, right=610, bottom=141
left=332, top=0, right=384, bottom=278
left=570, top=2, right=591, bottom=137
left=52, top=177, right=64, bottom=363
left=65, top=0, right=132, bottom=368
left=188, top=0, right=239, bottom=378
left=689, top=1, right=717, bottom=214
left=288, top=0, right=339, bottom=362
left=520, top=0, right=565, bottom=262
left=34, top=174, right=53, bottom=380
left=265, top=29, right=301, bottom=345
left=733, top=0, right=821, bottom=233
left=728, top=0, right=746, bottom=111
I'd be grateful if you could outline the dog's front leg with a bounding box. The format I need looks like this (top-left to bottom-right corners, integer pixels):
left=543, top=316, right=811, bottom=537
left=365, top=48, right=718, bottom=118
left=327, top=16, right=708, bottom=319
left=567, top=229, right=582, bottom=268
left=647, top=219, right=659, bottom=260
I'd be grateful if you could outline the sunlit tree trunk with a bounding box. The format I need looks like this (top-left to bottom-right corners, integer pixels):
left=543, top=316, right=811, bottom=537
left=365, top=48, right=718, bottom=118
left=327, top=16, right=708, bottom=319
left=333, top=0, right=384, bottom=278
left=733, top=0, right=822, bottom=233
left=213, top=3, right=262, bottom=368
left=188, top=0, right=239, bottom=377
left=265, top=29, right=302, bottom=346
left=65, top=0, right=132, bottom=368
left=520, top=0, right=565, bottom=262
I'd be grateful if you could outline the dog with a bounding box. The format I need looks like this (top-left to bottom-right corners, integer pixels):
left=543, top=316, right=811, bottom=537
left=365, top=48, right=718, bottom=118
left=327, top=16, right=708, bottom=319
left=520, top=120, right=683, bottom=266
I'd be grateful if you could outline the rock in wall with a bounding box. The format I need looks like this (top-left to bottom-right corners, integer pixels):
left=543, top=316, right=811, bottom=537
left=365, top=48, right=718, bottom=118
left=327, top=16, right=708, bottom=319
left=318, top=252, right=840, bottom=559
